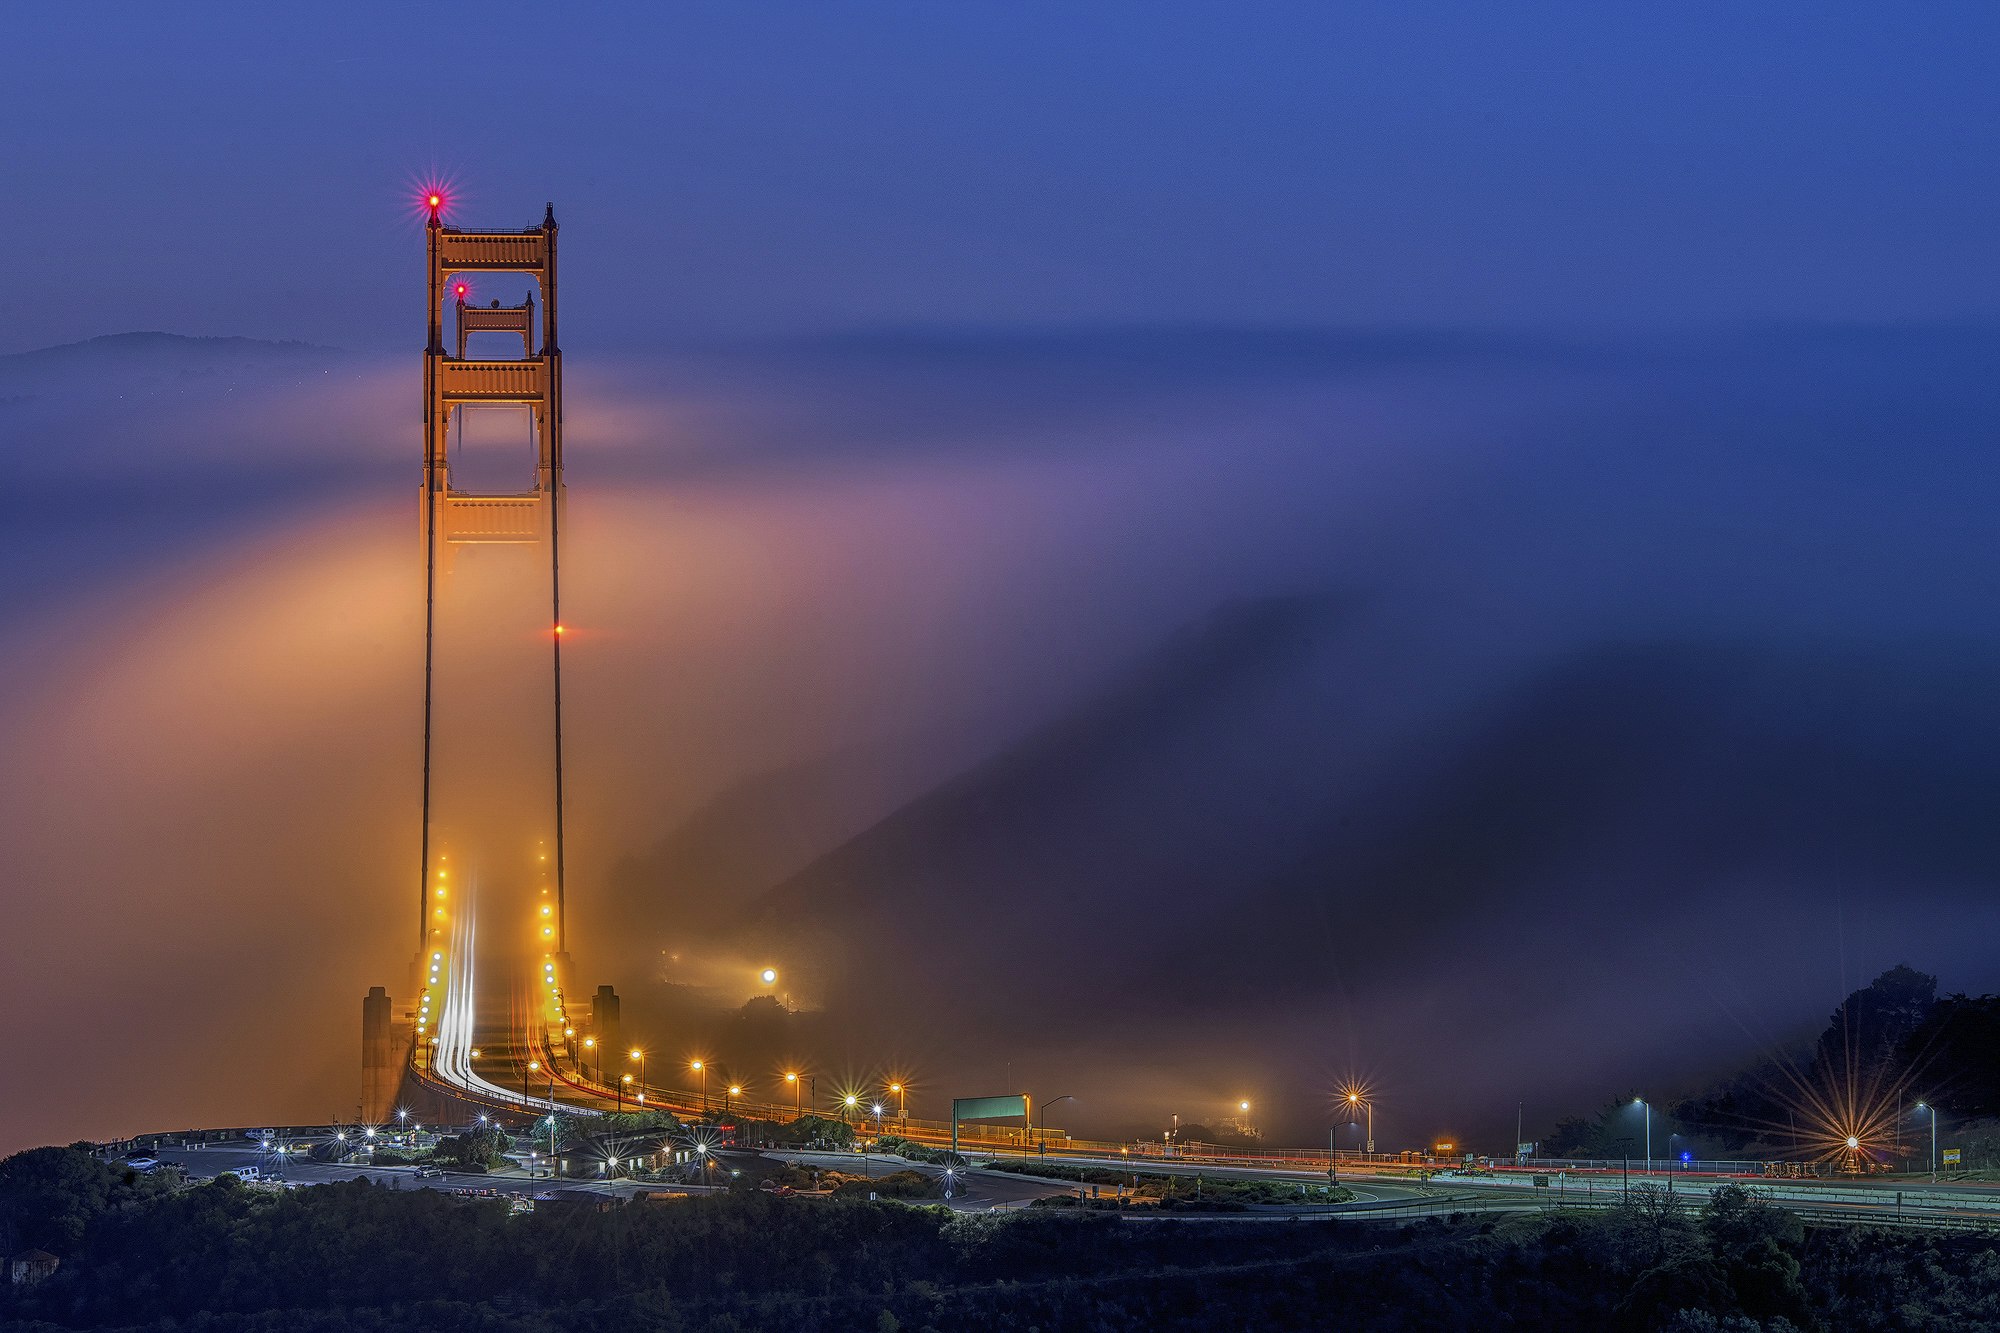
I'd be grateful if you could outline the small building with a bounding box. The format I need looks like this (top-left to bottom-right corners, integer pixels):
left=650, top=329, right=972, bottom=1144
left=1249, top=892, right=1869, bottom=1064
left=10, top=1250, right=59, bottom=1287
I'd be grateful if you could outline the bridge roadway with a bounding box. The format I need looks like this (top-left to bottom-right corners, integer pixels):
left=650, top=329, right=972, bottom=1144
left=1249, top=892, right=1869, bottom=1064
left=408, top=1016, right=2000, bottom=1230
left=408, top=1039, right=2000, bottom=1230
left=406, top=953, right=2000, bottom=1231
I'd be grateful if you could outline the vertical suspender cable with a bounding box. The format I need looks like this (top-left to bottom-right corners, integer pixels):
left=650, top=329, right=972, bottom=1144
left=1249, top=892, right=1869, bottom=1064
left=419, top=215, right=441, bottom=951
left=550, top=451, right=566, bottom=952
left=545, top=208, right=567, bottom=954
left=419, top=456, right=438, bottom=949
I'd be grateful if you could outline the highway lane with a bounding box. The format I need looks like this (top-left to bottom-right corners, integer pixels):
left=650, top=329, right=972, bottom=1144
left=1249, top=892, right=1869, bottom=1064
left=132, top=1142, right=2000, bottom=1230
left=764, top=1150, right=1071, bottom=1211
left=964, top=1149, right=1431, bottom=1204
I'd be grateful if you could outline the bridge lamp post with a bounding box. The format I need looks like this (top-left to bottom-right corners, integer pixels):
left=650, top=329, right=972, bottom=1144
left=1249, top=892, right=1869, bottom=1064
left=1038, top=1095, right=1075, bottom=1161
left=630, top=1048, right=646, bottom=1096
left=582, top=1037, right=596, bottom=1081
left=619, top=1074, right=632, bottom=1112
left=1917, top=1102, right=1938, bottom=1182
left=526, top=1059, right=540, bottom=1102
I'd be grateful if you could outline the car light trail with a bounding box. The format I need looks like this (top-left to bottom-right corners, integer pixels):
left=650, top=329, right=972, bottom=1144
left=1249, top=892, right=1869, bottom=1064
left=429, top=886, right=573, bottom=1114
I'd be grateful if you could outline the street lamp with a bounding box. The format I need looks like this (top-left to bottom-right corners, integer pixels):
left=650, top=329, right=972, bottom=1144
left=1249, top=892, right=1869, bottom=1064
left=785, top=1071, right=801, bottom=1117
left=727, top=1085, right=742, bottom=1116
left=889, top=1081, right=906, bottom=1121
left=1038, top=1094, right=1074, bottom=1160
left=582, top=1036, right=596, bottom=1081
left=620, top=1073, right=632, bottom=1112
left=1634, top=1098, right=1651, bottom=1175
left=1239, top=1099, right=1252, bottom=1135
left=1917, top=1102, right=1938, bottom=1182
left=1345, top=1091, right=1375, bottom=1155
left=691, top=1059, right=707, bottom=1114
left=630, top=1048, right=646, bottom=1100
left=525, top=1058, right=540, bottom=1101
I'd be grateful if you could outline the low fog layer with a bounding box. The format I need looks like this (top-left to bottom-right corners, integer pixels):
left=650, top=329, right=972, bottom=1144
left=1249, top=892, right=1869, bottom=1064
left=0, top=324, right=1995, bottom=1153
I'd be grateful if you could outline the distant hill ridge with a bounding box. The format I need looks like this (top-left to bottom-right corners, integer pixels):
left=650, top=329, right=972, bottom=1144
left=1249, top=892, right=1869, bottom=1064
left=0, top=332, right=337, bottom=364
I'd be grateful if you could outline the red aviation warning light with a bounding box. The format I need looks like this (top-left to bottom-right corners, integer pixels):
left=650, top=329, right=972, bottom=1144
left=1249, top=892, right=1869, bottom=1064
left=454, top=283, right=468, bottom=300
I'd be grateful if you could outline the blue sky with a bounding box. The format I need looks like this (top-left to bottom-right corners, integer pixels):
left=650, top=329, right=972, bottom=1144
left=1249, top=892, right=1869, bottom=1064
left=4, top=1, right=1996, bottom=353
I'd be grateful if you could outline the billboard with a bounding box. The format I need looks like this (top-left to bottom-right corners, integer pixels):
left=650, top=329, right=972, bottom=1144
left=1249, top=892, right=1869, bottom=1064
left=953, top=1095, right=1029, bottom=1122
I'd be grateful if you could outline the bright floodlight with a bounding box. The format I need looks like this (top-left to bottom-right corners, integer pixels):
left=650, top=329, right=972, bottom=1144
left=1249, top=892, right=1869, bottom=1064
left=729, top=1085, right=742, bottom=1096
left=1240, top=1101, right=1250, bottom=1111
left=761, top=968, right=777, bottom=985
left=1847, top=1136, right=1860, bottom=1148
left=873, top=1103, right=883, bottom=1115
left=845, top=1094, right=858, bottom=1107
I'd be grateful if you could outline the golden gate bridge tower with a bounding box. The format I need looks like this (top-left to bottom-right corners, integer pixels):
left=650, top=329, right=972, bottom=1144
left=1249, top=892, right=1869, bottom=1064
left=362, top=193, right=585, bottom=1124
